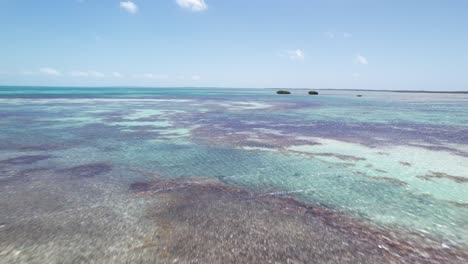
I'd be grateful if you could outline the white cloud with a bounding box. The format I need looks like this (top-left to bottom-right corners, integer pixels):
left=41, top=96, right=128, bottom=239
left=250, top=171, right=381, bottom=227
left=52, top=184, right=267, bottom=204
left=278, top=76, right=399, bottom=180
left=325, top=32, right=335, bottom=39
left=191, top=75, right=201, bottom=80
left=176, top=0, right=207, bottom=12
left=120, top=1, right=138, bottom=14
left=70, top=71, right=89, bottom=77
left=89, top=71, right=106, bottom=78
left=355, top=54, right=368, bottom=65
left=134, top=73, right=169, bottom=79
left=325, top=31, right=352, bottom=39
left=287, top=49, right=305, bottom=60
left=112, top=72, right=123, bottom=78
left=352, top=72, right=360, bottom=78
left=70, top=71, right=122, bottom=78
left=40, top=67, right=61, bottom=76
left=69, top=71, right=105, bottom=78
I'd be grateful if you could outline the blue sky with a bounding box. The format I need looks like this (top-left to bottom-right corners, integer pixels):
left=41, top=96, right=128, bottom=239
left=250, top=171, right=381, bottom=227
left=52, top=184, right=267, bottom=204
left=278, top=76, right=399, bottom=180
left=1, top=0, right=467, bottom=90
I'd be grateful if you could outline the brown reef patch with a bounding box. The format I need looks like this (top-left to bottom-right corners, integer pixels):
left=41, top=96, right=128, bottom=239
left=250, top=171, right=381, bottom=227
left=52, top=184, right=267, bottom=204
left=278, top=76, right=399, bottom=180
left=0, top=167, right=52, bottom=186
left=129, top=176, right=468, bottom=264
left=57, top=162, right=112, bottom=179
left=0, top=155, right=51, bottom=166
left=448, top=201, right=468, bottom=209
left=289, top=150, right=365, bottom=163
left=417, top=171, right=468, bottom=184
left=315, top=152, right=366, bottom=161
left=190, top=126, right=319, bottom=150
left=368, top=176, right=408, bottom=186
left=399, top=161, right=412, bottom=166
left=18, top=144, right=65, bottom=152
left=375, top=169, right=388, bottom=173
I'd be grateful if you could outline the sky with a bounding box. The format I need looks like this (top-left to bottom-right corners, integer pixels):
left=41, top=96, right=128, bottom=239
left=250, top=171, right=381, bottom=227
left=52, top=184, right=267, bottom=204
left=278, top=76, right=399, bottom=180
left=0, top=0, right=467, bottom=90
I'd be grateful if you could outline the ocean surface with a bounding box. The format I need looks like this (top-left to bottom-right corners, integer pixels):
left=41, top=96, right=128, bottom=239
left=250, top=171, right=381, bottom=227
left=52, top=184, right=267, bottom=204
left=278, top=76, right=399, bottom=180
left=1, top=86, right=468, bottom=263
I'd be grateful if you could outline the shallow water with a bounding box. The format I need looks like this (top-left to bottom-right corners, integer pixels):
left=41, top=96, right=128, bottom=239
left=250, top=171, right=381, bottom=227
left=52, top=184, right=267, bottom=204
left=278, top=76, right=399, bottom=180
left=0, top=87, right=467, bottom=263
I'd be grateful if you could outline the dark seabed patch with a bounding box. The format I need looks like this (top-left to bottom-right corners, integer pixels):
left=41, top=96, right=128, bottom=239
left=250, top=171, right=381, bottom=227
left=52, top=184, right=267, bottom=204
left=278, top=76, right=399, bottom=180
left=186, top=111, right=468, bottom=153
left=57, top=163, right=112, bottom=179
left=375, top=169, right=388, bottom=173
left=18, top=144, right=65, bottom=152
left=448, top=201, right=468, bottom=209
left=0, top=170, right=28, bottom=185
left=400, top=161, right=412, bottom=166
left=129, top=176, right=468, bottom=264
left=377, top=152, right=390, bottom=156
left=408, top=144, right=468, bottom=158
left=315, top=152, right=366, bottom=161
left=368, top=176, right=408, bottom=186
left=0, top=167, right=52, bottom=185
left=0, top=155, right=51, bottom=166
left=417, top=171, right=468, bottom=184
left=129, top=182, right=154, bottom=192
left=287, top=150, right=365, bottom=164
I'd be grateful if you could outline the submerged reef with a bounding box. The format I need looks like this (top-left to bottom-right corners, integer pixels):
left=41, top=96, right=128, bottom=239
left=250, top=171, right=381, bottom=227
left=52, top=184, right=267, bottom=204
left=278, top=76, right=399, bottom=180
left=0, top=167, right=51, bottom=186
left=400, top=161, right=412, bottom=167
left=417, top=171, right=468, bottom=184
left=368, top=176, right=408, bottom=186
left=57, top=163, right=112, bottom=179
left=129, top=176, right=468, bottom=264
left=0, top=155, right=51, bottom=166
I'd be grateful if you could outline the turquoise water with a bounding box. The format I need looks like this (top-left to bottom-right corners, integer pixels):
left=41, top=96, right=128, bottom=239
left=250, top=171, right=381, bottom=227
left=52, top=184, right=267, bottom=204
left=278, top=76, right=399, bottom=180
left=1, top=87, right=468, bottom=246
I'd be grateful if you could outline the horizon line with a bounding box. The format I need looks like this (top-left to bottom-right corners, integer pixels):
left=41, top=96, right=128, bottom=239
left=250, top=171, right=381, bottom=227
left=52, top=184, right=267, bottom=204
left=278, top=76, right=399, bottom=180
left=0, top=85, right=467, bottom=94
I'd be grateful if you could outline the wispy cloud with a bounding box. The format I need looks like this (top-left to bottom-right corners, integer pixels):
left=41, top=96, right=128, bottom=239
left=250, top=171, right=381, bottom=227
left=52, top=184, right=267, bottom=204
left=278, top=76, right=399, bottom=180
left=40, top=67, right=62, bottom=76
left=112, top=72, right=123, bottom=78
left=324, top=32, right=335, bottom=39
left=70, top=71, right=89, bottom=77
left=120, top=1, right=138, bottom=14
left=325, top=31, right=352, bottom=39
left=355, top=54, right=368, bottom=65
left=133, top=73, right=169, bottom=79
left=287, top=49, right=305, bottom=60
left=343, top=32, right=352, bottom=38
left=191, top=75, right=201, bottom=80
left=70, top=71, right=122, bottom=78
left=89, top=71, right=106, bottom=78
left=176, top=0, right=207, bottom=12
